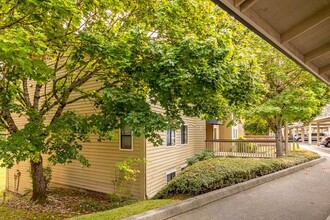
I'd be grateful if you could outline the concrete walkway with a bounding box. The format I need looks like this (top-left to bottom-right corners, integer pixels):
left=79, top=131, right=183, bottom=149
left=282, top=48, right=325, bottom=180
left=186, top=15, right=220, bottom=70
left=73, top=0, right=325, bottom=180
left=169, top=144, right=330, bottom=220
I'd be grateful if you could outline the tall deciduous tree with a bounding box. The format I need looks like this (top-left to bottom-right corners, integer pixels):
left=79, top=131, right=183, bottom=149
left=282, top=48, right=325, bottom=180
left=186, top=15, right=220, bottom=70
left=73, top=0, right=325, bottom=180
left=0, top=1, right=260, bottom=201
left=243, top=37, right=330, bottom=157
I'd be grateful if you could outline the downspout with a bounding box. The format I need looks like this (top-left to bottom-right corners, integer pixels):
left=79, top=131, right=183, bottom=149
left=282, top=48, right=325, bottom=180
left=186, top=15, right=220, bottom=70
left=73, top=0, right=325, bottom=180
left=143, top=135, right=147, bottom=200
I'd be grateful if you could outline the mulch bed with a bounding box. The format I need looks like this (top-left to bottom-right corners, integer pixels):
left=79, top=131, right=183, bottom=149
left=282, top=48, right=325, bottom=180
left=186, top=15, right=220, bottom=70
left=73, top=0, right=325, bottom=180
left=3, top=187, right=131, bottom=219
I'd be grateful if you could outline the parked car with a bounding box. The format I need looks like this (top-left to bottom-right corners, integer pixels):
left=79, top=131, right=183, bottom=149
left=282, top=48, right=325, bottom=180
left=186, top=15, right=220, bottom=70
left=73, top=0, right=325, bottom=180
left=320, top=136, right=330, bottom=147
left=296, top=133, right=327, bottom=141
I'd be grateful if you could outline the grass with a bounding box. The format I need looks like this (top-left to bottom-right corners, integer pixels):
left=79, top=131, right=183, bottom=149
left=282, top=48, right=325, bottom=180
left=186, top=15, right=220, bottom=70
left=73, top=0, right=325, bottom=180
left=69, top=199, right=177, bottom=220
left=0, top=207, right=57, bottom=220
left=0, top=167, right=55, bottom=220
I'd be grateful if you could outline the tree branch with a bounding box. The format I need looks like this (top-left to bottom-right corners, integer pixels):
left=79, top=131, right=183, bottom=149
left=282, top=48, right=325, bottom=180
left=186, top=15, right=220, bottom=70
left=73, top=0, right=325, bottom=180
left=22, top=79, right=32, bottom=107
left=0, top=14, right=30, bottom=30
left=1, top=109, right=18, bottom=134
left=49, top=69, right=98, bottom=123
left=33, top=84, right=42, bottom=109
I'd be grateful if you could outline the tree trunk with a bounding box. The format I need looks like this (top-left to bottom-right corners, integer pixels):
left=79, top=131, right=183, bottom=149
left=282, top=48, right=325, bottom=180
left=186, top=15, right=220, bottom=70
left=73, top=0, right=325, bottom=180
left=30, top=156, right=47, bottom=202
left=275, top=115, right=284, bottom=157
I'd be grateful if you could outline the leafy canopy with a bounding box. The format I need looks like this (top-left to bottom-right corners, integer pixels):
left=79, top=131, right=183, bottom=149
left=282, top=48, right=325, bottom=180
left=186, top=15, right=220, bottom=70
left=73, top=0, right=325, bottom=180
left=242, top=35, right=330, bottom=134
left=0, top=0, right=261, bottom=168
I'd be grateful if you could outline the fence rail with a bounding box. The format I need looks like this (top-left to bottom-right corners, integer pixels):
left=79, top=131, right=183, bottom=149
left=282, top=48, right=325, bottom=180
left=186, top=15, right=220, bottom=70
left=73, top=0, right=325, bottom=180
left=205, top=139, right=298, bottom=158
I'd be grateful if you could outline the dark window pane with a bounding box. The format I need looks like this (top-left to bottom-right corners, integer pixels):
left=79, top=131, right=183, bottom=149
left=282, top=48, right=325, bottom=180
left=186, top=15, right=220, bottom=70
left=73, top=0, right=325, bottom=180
left=166, top=130, right=175, bottom=146
left=171, top=130, right=175, bottom=145
left=167, top=172, right=176, bottom=183
left=121, top=136, right=131, bottom=149
left=121, top=126, right=132, bottom=149
left=181, top=125, right=188, bottom=144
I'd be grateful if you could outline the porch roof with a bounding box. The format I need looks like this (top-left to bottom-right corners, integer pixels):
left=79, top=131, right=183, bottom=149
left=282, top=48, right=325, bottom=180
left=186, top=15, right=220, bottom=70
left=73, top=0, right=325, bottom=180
left=212, top=0, right=330, bottom=85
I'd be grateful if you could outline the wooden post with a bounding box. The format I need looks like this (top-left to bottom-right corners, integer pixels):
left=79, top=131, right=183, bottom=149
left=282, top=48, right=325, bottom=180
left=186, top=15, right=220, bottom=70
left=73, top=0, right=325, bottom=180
left=301, top=127, right=305, bottom=143
left=317, top=123, right=320, bottom=146
left=285, top=122, right=289, bottom=154
left=308, top=123, right=312, bottom=145
left=296, top=127, right=299, bottom=136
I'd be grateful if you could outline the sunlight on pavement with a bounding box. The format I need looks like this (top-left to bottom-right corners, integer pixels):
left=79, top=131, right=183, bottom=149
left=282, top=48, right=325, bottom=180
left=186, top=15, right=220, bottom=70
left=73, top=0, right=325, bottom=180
left=300, top=143, right=330, bottom=157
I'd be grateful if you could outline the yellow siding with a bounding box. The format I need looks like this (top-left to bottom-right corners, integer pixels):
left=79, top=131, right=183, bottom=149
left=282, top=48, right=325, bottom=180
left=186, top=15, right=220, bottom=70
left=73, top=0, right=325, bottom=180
left=194, top=119, right=206, bottom=154
left=219, top=124, right=232, bottom=139
left=8, top=78, right=146, bottom=199
left=145, top=105, right=206, bottom=198
left=7, top=162, right=31, bottom=195
left=8, top=77, right=206, bottom=200
left=50, top=134, right=145, bottom=199
left=238, top=123, right=245, bottom=137
left=206, top=124, right=214, bottom=140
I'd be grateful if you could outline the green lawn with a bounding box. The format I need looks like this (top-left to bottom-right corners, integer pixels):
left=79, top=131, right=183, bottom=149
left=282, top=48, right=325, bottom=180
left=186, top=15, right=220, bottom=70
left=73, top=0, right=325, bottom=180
left=0, top=206, right=57, bottom=220
left=69, top=199, right=177, bottom=220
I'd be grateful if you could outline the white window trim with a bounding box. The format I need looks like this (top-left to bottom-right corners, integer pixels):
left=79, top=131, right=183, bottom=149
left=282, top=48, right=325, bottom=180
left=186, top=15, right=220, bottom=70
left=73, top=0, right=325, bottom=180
left=165, top=129, right=176, bottom=148
left=180, top=163, right=188, bottom=171
left=166, top=168, right=177, bottom=183
left=232, top=125, right=238, bottom=140
left=180, top=124, right=189, bottom=146
left=119, top=128, right=134, bottom=151
left=166, top=168, right=177, bottom=175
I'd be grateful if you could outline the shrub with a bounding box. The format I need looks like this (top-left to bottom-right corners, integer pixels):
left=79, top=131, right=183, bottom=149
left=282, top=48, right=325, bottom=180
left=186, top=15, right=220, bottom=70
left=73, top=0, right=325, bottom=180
left=108, top=193, right=123, bottom=203
left=187, top=150, right=215, bottom=166
left=235, top=136, right=257, bottom=153
left=79, top=199, right=111, bottom=212
left=154, top=150, right=319, bottom=199
left=112, top=158, right=145, bottom=198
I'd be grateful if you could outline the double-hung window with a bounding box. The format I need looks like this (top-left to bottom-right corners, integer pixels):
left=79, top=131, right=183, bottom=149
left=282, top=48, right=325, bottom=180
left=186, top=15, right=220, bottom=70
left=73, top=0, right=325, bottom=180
left=181, top=125, right=188, bottom=144
left=166, top=130, right=176, bottom=146
left=120, top=126, right=132, bottom=150
left=166, top=171, right=176, bottom=183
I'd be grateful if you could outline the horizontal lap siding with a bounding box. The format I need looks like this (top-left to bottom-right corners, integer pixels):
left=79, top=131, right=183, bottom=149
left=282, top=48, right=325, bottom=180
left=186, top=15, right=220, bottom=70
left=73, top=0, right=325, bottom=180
left=7, top=162, right=31, bottom=195
left=194, top=119, right=206, bottom=154
left=8, top=78, right=145, bottom=199
left=145, top=105, right=206, bottom=198
left=50, top=135, right=145, bottom=199
left=8, top=114, right=30, bottom=194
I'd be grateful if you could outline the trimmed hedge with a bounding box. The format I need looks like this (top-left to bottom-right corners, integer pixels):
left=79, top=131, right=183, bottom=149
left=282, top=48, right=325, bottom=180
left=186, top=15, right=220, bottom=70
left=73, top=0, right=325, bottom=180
left=154, top=150, right=319, bottom=199
left=186, top=150, right=215, bottom=166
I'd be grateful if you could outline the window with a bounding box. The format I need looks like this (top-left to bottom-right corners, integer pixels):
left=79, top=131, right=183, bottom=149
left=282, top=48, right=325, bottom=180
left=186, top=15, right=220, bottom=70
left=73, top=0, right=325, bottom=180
left=232, top=126, right=238, bottom=139
left=213, top=127, right=219, bottom=140
left=166, top=171, right=176, bottom=183
left=181, top=125, right=188, bottom=144
left=166, top=130, right=176, bottom=146
left=120, top=126, right=133, bottom=150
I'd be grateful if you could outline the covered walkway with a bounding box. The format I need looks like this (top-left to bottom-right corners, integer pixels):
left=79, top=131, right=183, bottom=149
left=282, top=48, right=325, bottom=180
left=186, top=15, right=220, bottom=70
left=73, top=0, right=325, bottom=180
left=289, top=105, right=330, bottom=146
left=212, top=0, right=330, bottom=85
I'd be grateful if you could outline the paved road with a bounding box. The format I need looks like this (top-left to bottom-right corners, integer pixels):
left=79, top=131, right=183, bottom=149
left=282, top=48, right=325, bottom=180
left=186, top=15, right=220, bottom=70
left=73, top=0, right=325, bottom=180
left=169, top=144, right=330, bottom=220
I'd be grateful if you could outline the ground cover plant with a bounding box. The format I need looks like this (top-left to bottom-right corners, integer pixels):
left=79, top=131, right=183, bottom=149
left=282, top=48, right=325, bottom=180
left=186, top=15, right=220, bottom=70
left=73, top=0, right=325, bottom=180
left=0, top=149, right=320, bottom=219
left=186, top=150, right=215, bottom=166
left=0, top=186, right=176, bottom=220
left=154, top=149, right=320, bottom=199
left=0, top=187, right=134, bottom=220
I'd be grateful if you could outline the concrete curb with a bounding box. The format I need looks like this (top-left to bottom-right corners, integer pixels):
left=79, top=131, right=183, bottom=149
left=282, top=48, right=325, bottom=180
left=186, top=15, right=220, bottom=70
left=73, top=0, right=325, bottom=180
left=124, top=157, right=326, bottom=220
